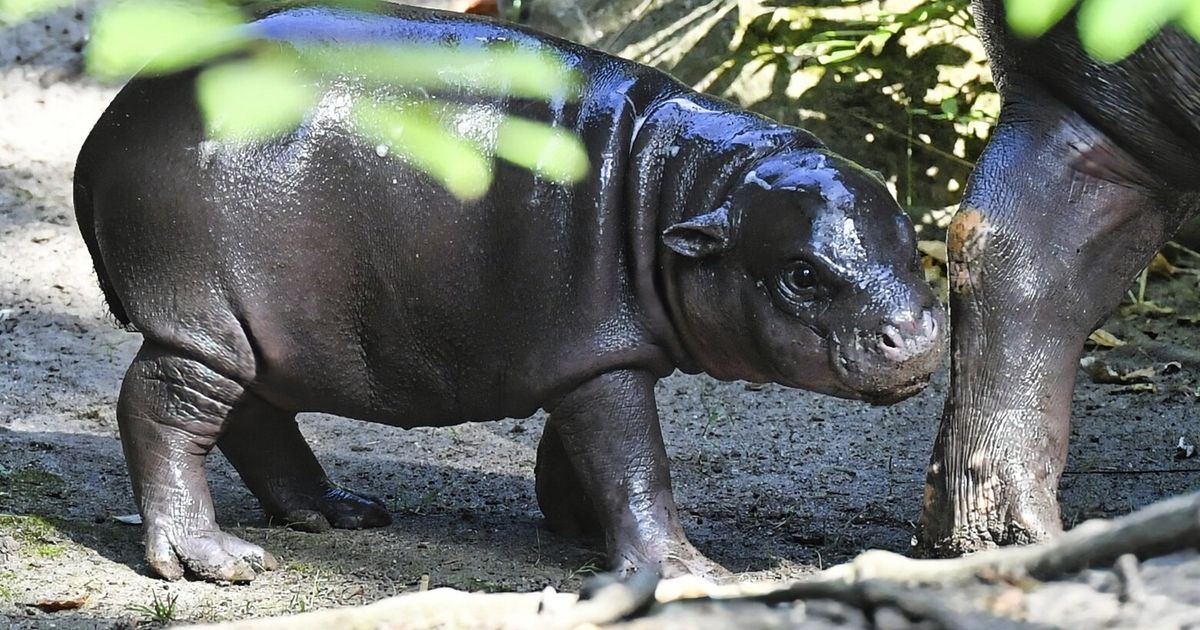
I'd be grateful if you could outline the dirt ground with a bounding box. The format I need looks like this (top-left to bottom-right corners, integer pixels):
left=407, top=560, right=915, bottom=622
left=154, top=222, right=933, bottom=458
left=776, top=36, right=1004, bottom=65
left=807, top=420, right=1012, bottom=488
left=1, top=5, right=1198, bottom=629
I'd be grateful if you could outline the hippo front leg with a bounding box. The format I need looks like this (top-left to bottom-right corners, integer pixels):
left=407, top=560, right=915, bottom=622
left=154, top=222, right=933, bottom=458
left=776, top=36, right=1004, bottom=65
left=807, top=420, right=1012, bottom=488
left=538, top=369, right=723, bottom=578
left=917, top=94, right=1190, bottom=555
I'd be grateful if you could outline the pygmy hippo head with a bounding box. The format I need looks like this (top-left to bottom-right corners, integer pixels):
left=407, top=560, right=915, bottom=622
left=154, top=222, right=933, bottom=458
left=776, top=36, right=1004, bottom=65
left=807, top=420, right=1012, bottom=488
left=661, top=149, right=945, bottom=405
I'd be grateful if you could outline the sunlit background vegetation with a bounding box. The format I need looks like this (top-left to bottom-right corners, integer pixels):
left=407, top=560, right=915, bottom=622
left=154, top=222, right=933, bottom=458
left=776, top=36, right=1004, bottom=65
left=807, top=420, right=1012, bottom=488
left=535, top=0, right=1200, bottom=234
left=1, top=0, right=1196, bottom=209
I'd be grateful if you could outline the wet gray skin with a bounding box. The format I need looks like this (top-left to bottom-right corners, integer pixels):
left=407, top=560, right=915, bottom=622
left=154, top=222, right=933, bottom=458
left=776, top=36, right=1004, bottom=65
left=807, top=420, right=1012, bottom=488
left=74, top=4, right=943, bottom=583
left=917, top=0, right=1200, bottom=556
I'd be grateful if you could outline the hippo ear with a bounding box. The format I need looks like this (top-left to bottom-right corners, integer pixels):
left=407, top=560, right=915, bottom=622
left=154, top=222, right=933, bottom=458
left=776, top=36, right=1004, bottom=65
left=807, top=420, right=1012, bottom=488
left=663, top=205, right=735, bottom=258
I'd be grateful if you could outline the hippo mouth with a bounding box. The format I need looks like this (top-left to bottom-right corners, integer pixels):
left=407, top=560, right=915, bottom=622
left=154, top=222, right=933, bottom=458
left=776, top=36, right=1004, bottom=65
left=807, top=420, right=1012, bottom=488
left=858, top=374, right=932, bottom=405
left=829, top=331, right=934, bottom=405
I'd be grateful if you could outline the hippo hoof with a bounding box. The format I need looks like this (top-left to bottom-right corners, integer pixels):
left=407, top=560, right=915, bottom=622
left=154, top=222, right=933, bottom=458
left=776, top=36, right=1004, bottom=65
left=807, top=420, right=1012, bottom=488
left=145, top=524, right=278, bottom=583
left=274, top=486, right=392, bottom=533
left=916, top=473, right=1061, bottom=558
left=612, top=542, right=730, bottom=581
left=915, top=516, right=1051, bottom=558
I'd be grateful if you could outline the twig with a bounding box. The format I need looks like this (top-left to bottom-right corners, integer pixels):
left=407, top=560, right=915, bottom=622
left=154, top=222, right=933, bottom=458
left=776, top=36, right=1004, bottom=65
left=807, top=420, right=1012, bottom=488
left=181, top=492, right=1200, bottom=630
left=1062, top=468, right=1200, bottom=475
left=180, top=587, right=579, bottom=630
left=740, top=579, right=971, bottom=628
left=649, top=573, right=1005, bottom=629
left=1114, top=554, right=1144, bottom=604
left=536, top=570, right=659, bottom=630
left=841, top=110, right=977, bottom=169
left=1164, top=240, right=1200, bottom=261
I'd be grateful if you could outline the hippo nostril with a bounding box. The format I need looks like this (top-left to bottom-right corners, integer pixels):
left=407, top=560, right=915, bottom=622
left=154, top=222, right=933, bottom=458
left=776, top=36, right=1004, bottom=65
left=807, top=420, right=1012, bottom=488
left=880, top=325, right=903, bottom=349
left=878, top=324, right=909, bottom=363
left=921, top=310, right=938, bottom=339
left=875, top=309, right=941, bottom=363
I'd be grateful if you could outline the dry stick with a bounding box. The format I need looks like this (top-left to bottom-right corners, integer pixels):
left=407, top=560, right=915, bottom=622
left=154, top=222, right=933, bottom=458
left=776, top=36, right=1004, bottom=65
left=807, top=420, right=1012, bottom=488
left=183, top=492, right=1199, bottom=630
left=815, top=490, right=1200, bottom=586
left=1114, top=554, right=1145, bottom=604
left=737, top=578, right=973, bottom=629
left=636, top=492, right=1200, bottom=626
left=535, top=570, right=660, bottom=630
left=1164, top=240, right=1200, bottom=261
left=542, top=573, right=975, bottom=629
left=181, top=588, right=580, bottom=630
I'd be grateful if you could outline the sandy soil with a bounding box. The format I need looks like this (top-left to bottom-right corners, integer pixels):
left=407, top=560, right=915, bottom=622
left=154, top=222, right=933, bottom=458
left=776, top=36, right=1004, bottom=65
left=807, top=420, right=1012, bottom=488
left=1, top=5, right=1198, bottom=629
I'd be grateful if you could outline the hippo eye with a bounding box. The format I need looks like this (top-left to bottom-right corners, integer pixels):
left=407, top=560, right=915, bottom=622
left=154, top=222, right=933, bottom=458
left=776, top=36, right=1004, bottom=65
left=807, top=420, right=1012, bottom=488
left=780, top=261, right=819, bottom=300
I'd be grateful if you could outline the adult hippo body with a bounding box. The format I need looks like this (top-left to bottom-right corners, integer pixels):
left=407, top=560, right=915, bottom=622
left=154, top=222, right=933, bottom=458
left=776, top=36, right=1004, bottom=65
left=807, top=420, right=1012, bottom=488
left=919, top=1, right=1200, bottom=554
left=76, top=4, right=943, bottom=582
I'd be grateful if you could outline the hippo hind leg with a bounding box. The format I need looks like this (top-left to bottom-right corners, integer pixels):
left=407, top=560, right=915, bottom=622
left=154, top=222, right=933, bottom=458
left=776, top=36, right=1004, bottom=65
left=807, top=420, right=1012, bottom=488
left=218, top=396, right=391, bottom=533
left=538, top=370, right=728, bottom=579
left=535, top=422, right=602, bottom=538
left=118, top=342, right=278, bottom=582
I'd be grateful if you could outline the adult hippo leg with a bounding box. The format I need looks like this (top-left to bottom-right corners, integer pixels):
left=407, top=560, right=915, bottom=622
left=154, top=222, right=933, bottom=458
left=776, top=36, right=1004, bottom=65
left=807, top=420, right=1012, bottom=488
left=218, top=396, right=391, bottom=533
left=917, top=91, right=1191, bottom=555
left=118, top=342, right=278, bottom=581
left=541, top=369, right=723, bottom=578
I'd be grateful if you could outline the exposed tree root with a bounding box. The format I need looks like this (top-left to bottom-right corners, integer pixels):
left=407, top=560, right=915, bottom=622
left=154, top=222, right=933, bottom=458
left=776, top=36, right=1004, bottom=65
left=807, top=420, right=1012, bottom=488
left=184, top=491, right=1200, bottom=630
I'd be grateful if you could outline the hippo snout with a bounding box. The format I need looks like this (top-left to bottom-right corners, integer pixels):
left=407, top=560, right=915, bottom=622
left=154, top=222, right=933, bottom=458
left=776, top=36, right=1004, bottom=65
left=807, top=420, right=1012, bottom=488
left=878, top=309, right=940, bottom=364
left=833, top=302, right=946, bottom=405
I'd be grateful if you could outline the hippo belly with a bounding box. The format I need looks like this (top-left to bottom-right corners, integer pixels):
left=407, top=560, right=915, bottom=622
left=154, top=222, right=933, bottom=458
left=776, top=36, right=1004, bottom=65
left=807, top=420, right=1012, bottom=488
left=917, top=0, right=1200, bottom=555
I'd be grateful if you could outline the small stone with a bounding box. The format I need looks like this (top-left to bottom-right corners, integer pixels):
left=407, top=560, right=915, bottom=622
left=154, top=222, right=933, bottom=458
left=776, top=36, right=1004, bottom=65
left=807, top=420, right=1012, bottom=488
left=112, top=514, right=142, bottom=525
left=1176, top=436, right=1196, bottom=460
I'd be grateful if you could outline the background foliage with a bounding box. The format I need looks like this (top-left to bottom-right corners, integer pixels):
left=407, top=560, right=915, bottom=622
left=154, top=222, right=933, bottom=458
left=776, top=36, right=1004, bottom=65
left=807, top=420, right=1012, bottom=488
left=528, top=0, right=1200, bottom=235
left=3, top=0, right=1196, bottom=212
left=529, top=0, right=991, bottom=232
left=1, top=0, right=590, bottom=200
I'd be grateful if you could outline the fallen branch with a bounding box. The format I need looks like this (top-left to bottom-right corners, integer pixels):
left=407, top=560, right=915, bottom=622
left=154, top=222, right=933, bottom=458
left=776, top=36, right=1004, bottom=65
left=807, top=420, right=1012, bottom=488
left=184, top=491, right=1200, bottom=629
left=184, top=587, right=579, bottom=630
left=816, top=490, right=1200, bottom=585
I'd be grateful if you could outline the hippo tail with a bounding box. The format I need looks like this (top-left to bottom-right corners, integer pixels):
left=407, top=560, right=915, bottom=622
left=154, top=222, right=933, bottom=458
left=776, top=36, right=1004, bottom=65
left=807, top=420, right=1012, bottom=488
left=73, top=178, right=134, bottom=330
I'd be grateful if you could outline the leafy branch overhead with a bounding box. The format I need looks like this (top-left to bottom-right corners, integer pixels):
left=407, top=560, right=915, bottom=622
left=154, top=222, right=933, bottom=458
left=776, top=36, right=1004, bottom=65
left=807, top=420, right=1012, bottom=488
left=671, top=0, right=1199, bottom=220
left=649, top=0, right=992, bottom=218
left=3, top=0, right=1196, bottom=202
left=1, top=0, right=590, bottom=201
left=1006, top=0, right=1200, bottom=61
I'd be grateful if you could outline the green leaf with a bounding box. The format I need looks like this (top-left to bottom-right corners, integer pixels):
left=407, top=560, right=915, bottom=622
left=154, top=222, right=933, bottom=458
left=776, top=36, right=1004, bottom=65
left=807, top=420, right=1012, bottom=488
left=1177, top=1, right=1200, bottom=41
left=302, top=45, right=581, bottom=101
left=819, top=48, right=860, bottom=65
left=496, top=117, right=589, bottom=184
left=0, top=0, right=71, bottom=23
left=940, top=97, right=959, bottom=118
left=1077, top=0, right=1184, bottom=62
left=86, top=0, right=248, bottom=79
left=354, top=101, right=494, bottom=201
left=195, top=53, right=316, bottom=143
left=1005, top=0, right=1079, bottom=38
